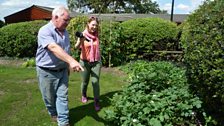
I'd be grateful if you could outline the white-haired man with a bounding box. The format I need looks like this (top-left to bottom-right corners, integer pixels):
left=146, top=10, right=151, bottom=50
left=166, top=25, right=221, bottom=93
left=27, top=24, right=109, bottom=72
left=36, top=6, right=83, bottom=126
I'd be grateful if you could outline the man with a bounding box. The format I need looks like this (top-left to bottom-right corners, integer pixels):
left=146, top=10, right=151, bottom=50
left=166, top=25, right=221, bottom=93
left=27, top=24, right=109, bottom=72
left=36, top=6, right=83, bottom=126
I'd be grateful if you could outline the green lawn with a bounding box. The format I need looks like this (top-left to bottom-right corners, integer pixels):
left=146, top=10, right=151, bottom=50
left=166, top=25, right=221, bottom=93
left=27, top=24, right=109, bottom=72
left=0, top=63, right=127, bottom=126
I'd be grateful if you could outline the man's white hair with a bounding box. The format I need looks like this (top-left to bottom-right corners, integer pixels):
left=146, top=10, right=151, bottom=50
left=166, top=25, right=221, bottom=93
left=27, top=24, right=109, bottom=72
left=52, top=6, right=68, bottom=17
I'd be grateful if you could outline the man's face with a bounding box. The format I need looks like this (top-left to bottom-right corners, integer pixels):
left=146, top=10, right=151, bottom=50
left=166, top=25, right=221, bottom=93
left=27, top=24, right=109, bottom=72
left=55, top=11, right=70, bottom=31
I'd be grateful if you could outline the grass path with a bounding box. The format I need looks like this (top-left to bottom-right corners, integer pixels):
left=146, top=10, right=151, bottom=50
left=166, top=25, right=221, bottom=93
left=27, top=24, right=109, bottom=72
left=0, top=60, right=127, bottom=126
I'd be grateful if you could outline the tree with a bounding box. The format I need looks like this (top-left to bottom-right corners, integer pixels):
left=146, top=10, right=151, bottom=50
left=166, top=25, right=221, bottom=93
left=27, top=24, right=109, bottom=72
left=67, top=0, right=167, bottom=14
left=67, top=0, right=87, bottom=13
left=0, top=20, right=5, bottom=28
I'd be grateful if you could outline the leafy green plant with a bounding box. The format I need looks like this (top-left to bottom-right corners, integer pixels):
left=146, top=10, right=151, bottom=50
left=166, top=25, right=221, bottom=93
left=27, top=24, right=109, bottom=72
left=104, top=61, right=214, bottom=125
left=21, top=58, right=36, bottom=68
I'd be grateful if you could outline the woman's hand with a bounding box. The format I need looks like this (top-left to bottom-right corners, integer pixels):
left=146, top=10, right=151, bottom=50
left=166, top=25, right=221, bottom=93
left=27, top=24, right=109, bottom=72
left=75, top=37, right=84, bottom=49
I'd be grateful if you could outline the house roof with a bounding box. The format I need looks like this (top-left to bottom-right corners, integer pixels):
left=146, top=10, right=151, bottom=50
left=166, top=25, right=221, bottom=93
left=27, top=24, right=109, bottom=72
left=4, top=5, right=188, bottom=23
left=4, top=5, right=53, bottom=19
left=34, top=5, right=54, bottom=12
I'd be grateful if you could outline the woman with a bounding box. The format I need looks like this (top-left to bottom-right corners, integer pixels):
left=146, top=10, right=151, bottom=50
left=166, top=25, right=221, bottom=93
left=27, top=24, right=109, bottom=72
left=75, top=16, right=101, bottom=111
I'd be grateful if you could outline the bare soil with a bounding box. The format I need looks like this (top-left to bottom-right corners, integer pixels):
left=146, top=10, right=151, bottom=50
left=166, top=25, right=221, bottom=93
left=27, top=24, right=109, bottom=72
left=0, top=57, right=126, bottom=76
left=0, top=57, right=24, bottom=67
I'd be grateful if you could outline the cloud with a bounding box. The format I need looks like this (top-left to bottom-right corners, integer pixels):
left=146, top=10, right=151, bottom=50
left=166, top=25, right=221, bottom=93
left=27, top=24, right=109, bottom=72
left=162, top=3, right=172, bottom=13
left=1, top=0, right=66, bottom=7
left=191, top=0, right=205, bottom=8
left=189, top=0, right=205, bottom=13
left=157, top=0, right=206, bottom=14
left=177, top=4, right=190, bottom=12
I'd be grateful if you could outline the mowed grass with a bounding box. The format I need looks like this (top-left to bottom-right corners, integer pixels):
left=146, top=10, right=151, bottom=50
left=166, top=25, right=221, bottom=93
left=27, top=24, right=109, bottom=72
left=0, top=63, right=127, bottom=126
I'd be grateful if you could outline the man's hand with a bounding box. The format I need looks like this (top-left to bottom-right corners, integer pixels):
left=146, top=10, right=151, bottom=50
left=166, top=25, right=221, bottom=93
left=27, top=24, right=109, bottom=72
left=69, top=60, right=84, bottom=72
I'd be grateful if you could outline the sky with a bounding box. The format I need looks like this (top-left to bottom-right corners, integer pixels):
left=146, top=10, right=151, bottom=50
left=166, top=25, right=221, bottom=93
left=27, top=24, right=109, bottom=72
left=0, top=0, right=206, bottom=22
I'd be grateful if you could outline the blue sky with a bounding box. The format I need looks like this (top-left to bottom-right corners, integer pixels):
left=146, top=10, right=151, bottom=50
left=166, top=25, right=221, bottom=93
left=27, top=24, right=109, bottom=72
left=154, top=0, right=205, bottom=14
left=0, top=0, right=205, bottom=21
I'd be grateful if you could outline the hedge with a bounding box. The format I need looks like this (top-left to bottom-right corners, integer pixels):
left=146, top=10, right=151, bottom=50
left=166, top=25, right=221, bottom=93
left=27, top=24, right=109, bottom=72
left=0, top=20, right=47, bottom=57
left=180, top=0, right=224, bottom=124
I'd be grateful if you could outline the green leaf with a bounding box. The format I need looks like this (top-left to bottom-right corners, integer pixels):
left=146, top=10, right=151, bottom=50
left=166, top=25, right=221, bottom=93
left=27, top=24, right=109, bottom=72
left=149, top=118, right=162, bottom=126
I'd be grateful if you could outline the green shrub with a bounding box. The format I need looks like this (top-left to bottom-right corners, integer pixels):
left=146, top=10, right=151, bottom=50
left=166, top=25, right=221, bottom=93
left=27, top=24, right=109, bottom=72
left=104, top=61, right=213, bottom=125
left=121, top=61, right=187, bottom=91
left=67, top=16, right=88, bottom=59
left=0, top=20, right=47, bottom=57
left=180, top=0, right=224, bottom=124
left=21, top=58, right=36, bottom=68
left=100, top=21, right=124, bottom=67
left=120, top=18, right=178, bottom=61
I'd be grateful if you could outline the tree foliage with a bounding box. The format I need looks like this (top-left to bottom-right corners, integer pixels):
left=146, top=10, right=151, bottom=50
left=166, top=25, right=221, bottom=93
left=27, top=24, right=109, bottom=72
left=0, top=20, right=5, bottom=28
left=67, top=0, right=167, bottom=14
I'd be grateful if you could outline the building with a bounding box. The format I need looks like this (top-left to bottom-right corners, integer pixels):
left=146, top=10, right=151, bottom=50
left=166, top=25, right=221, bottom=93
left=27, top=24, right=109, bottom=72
left=4, top=5, right=53, bottom=24
left=4, top=5, right=188, bottom=25
left=73, top=13, right=187, bottom=25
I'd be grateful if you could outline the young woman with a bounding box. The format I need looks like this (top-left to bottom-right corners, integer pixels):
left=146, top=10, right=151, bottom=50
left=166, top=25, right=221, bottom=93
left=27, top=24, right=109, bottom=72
left=75, top=16, right=101, bottom=111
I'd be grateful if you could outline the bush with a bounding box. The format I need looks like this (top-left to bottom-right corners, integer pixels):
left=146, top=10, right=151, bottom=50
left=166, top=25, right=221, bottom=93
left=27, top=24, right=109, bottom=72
left=120, top=18, right=178, bottom=61
left=180, top=0, right=224, bottom=124
left=0, top=20, right=47, bottom=57
left=104, top=61, right=213, bottom=126
left=21, top=58, right=36, bottom=68
left=99, top=21, right=123, bottom=67
left=67, top=16, right=88, bottom=59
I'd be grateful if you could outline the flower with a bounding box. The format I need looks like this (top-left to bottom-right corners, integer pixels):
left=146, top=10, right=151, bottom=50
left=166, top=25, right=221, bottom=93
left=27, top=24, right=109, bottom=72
left=133, top=119, right=138, bottom=123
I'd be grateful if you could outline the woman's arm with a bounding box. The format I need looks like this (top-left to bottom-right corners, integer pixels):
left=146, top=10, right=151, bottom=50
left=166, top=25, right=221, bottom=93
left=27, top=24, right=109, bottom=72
left=75, top=37, right=85, bottom=49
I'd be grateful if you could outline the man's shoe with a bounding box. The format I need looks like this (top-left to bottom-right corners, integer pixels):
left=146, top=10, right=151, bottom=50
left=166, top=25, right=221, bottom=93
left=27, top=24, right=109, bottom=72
left=81, top=96, right=88, bottom=103
left=51, top=115, right=57, bottom=122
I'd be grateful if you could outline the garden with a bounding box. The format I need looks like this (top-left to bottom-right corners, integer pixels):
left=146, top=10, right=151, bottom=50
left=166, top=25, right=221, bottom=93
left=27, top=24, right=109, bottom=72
left=0, top=0, right=223, bottom=126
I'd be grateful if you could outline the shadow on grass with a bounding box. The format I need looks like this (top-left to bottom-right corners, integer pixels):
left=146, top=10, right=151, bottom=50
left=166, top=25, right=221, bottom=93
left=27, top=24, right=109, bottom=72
left=69, top=91, right=119, bottom=126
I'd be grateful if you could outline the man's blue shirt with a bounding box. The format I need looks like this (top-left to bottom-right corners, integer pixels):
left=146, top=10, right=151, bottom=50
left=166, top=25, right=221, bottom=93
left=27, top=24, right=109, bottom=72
left=36, top=21, right=70, bottom=69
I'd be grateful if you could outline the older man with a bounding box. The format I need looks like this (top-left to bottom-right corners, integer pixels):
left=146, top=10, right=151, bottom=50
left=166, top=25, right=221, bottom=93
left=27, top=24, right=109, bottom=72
left=36, top=6, right=83, bottom=126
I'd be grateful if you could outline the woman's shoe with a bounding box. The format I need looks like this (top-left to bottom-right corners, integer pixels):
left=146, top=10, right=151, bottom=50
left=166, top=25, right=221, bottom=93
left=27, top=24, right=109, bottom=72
left=81, top=96, right=88, bottom=103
